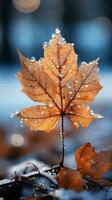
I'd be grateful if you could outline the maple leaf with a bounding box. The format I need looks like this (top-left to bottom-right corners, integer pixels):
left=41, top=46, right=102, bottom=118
left=75, top=143, right=112, bottom=179
left=16, top=28, right=102, bottom=131
left=16, top=28, right=102, bottom=165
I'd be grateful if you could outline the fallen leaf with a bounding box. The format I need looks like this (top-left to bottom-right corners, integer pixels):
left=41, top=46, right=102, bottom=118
left=75, top=143, right=112, bottom=179
left=16, top=29, right=102, bottom=132
left=56, top=167, right=83, bottom=191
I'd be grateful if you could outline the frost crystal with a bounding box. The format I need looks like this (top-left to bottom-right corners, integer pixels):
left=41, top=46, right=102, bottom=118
left=43, top=42, right=47, bottom=47
left=55, top=28, right=60, bottom=34
left=81, top=61, right=87, bottom=65
left=30, top=57, right=36, bottom=62
left=95, top=114, right=104, bottom=119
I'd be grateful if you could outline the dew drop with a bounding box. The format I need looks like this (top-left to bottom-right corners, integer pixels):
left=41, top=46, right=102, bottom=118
left=69, top=91, right=73, bottom=95
left=43, top=42, right=47, bottom=47
left=66, top=82, right=71, bottom=89
left=20, top=120, right=23, bottom=127
left=59, top=74, right=62, bottom=78
left=43, top=106, right=46, bottom=109
left=95, top=114, right=104, bottom=119
left=52, top=33, right=55, bottom=38
left=55, top=28, right=60, bottom=34
left=63, top=65, right=66, bottom=69
left=51, top=64, right=54, bottom=68
left=90, top=110, right=94, bottom=115
left=77, top=93, right=80, bottom=98
left=75, top=80, right=78, bottom=84
left=57, top=65, right=59, bottom=68
left=49, top=39, right=52, bottom=44
left=77, top=105, right=81, bottom=108
left=81, top=61, right=87, bottom=65
left=30, top=57, right=36, bottom=62
left=85, top=84, right=88, bottom=88
left=10, top=113, right=15, bottom=118
left=48, top=103, right=53, bottom=107
left=81, top=72, right=85, bottom=76
left=86, top=105, right=90, bottom=110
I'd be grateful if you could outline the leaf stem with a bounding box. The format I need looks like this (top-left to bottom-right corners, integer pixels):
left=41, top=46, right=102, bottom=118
left=60, top=115, right=64, bottom=167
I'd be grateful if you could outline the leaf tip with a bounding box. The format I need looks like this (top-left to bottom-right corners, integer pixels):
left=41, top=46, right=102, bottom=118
left=17, top=48, right=26, bottom=65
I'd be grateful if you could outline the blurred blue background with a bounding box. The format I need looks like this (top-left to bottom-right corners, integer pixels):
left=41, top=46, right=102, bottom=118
left=0, top=0, right=112, bottom=175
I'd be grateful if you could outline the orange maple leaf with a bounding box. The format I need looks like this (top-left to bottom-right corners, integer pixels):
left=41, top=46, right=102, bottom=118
left=75, top=143, right=112, bottom=179
left=16, top=28, right=102, bottom=132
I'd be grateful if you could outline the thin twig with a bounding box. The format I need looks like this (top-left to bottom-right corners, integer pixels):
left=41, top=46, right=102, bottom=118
left=0, top=165, right=60, bottom=190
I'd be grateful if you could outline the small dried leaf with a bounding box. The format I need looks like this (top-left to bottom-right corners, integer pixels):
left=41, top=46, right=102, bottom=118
left=75, top=143, right=112, bottom=179
left=56, top=167, right=83, bottom=192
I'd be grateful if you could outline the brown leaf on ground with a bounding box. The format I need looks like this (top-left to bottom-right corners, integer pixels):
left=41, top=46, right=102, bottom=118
left=75, top=143, right=112, bottom=179
left=56, top=167, right=83, bottom=192
left=16, top=29, right=102, bottom=132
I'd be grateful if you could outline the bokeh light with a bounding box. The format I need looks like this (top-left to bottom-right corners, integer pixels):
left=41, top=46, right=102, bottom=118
left=10, top=133, right=24, bottom=147
left=12, top=0, right=41, bottom=13
left=74, top=21, right=110, bottom=50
